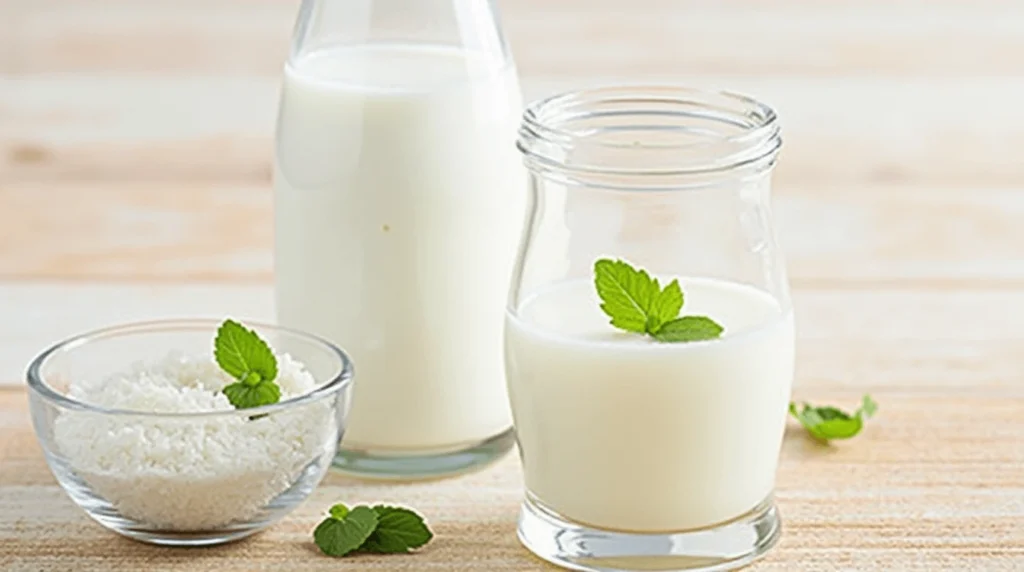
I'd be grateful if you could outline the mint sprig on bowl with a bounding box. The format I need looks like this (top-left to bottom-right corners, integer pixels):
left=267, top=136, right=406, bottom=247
left=215, top=319, right=282, bottom=409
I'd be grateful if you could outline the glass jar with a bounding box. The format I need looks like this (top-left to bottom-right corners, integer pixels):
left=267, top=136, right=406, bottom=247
left=273, top=0, right=524, bottom=479
left=505, top=86, right=792, bottom=571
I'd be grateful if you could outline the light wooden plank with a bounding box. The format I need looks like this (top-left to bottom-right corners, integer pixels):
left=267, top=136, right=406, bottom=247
left=0, top=284, right=273, bottom=386
left=776, top=185, right=1024, bottom=283
left=8, top=0, right=1024, bottom=77
left=0, top=182, right=272, bottom=281
left=4, top=182, right=1024, bottom=284
left=8, top=1, right=297, bottom=76
left=507, top=1, right=1024, bottom=78
left=0, top=77, right=278, bottom=183
left=5, top=76, right=1024, bottom=186
left=3, top=283, right=1024, bottom=388
left=2, top=390, right=1022, bottom=570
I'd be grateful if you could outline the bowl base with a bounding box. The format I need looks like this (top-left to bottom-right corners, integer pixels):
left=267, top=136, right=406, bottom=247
left=93, top=522, right=265, bottom=547
left=517, top=494, right=781, bottom=572
left=331, top=428, right=515, bottom=481
left=46, top=452, right=328, bottom=546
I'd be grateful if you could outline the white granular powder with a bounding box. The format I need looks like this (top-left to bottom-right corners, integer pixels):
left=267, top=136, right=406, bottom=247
left=53, top=351, right=337, bottom=530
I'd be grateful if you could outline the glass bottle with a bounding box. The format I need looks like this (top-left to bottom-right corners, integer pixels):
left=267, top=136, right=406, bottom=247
left=506, top=86, right=791, bottom=570
left=273, top=0, right=524, bottom=479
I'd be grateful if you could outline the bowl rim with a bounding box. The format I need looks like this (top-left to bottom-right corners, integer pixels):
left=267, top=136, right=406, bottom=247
left=25, top=318, right=354, bottom=418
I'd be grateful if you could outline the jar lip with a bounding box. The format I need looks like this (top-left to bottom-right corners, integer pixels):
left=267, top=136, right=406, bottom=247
left=517, top=85, right=781, bottom=180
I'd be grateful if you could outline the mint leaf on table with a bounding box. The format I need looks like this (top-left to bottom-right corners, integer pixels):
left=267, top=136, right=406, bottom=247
left=593, top=258, right=723, bottom=343
left=360, top=506, right=434, bottom=554
left=652, top=316, right=724, bottom=343
left=313, top=503, right=434, bottom=558
left=859, top=394, right=878, bottom=418
left=314, top=504, right=379, bottom=557
left=789, top=395, right=878, bottom=442
left=214, top=319, right=281, bottom=409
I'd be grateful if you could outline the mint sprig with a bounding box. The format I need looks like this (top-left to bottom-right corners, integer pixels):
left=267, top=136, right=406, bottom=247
left=653, top=315, right=724, bottom=342
left=361, top=505, right=434, bottom=554
left=214, top=319, right=281, bottom=409
left=314, top=503, right=433, bottom=557
left=789, top=395, right=878, bottom=442
left=313, top=505, right=379, bottom=557
left=594, top=258, right=723, bottom=343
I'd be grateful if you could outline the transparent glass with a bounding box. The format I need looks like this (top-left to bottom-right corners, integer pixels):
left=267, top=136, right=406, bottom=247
left=506, top=87, right=793, bottom=571
left=26, top=320, right=353, bottom=546
left=273, top=0, right=523, bottom=479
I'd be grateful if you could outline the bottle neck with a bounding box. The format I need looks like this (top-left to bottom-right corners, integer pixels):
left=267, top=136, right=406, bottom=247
left=291, top=0, right=511, bottom=66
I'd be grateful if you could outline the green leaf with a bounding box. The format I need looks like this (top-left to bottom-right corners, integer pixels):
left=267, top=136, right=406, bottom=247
left=592, top=259, right=725, bottom=344
left=222, top=379, right=281, bottom=410
left=648, top=278, right=684, bottom=333
left=214, top=319, right=278, bottom=383
left=329, top=504, right=350, bottom=520
left=808, top=413, right=862, bottom=441
left=314, top=505, right=379, bottom=557
left=789, top=395, right=877, bottom=442
left=214, top=319, right=280, bottom=410
left=858, top=394, right=878, bottom=419
left=593, top=259, right=660, bottom=334
left=652, top=316, right=724, bottom=343
left=360, top=506, right=434, bottom=554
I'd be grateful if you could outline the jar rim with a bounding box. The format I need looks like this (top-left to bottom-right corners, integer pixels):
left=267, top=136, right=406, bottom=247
left=517, top=85, right=782, bottom=186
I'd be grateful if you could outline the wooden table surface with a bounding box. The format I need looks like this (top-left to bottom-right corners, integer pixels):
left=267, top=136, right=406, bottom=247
left=2, top=0, right=1024, bottom=570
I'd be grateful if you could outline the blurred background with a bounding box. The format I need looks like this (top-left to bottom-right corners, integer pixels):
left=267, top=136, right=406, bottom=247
left=3, top=0, right=1023, bottom=384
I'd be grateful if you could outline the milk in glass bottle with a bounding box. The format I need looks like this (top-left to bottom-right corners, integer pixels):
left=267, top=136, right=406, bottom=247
left=273, top=0, right=524, bottom=479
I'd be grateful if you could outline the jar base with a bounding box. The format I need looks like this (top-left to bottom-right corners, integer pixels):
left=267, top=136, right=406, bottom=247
left=517, top=494, right=781, bottom=572
left=331, top=427, right=515, bottom=481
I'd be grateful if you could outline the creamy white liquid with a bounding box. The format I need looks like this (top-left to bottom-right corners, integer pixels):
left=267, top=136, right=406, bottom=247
left=505, top=278, right=794, bottom=532
left=274, top=45, right=524, bottom=451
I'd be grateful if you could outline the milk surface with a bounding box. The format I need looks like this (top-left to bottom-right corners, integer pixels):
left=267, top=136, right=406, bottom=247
left=274, top=44, right=524, bottom=450
left=505, top=278, right=794, bottom=532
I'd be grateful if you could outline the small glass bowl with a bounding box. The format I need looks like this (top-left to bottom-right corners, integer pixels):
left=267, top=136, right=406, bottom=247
left=26, top=319, right=354, bottom=546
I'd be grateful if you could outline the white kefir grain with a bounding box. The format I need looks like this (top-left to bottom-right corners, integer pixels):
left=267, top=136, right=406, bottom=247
left=53, top=352, right=336, bottom=530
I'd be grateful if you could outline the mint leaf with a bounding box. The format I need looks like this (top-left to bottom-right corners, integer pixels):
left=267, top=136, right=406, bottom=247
left=312, top=503, right=434, bottom=559
left=360, top=506, right=434, bottom=554
left=859, top=394, right=878, bottom=418
left=314, top=505, right=379, bottom=557
left=594, top=259, right=660, bottom=333
left=214, top=319, right=280, bottom=410
left=789, top=395, right=878, bottom=442
left=652, top=316, right=723, bottom=343
left=330, top=504, right=350, bottom=520
left=649, top=278, right=684, bottom=332
left=222, top=380, right=281, bottom=410
left=593, top=258, right=724, bottom=343
left=214, top=319, right=278, bottom=384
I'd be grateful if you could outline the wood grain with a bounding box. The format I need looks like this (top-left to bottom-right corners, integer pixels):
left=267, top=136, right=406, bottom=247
left=8, top=0, right=1024, bottom=77
left=6, top=76, right=1024, bottom=186
left=3, top=0, right=1023, bottom=569
left=4, top=284, right=1024, bottom=390
left=2, top=389, right=1022, bottom=571
left=5, top=182, right=1024, bottom=284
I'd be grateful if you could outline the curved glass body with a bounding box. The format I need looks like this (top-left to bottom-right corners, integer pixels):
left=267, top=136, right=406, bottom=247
left=273, top=0, right=524, bottom=479
left=506, top=87, right=792, bottom=571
